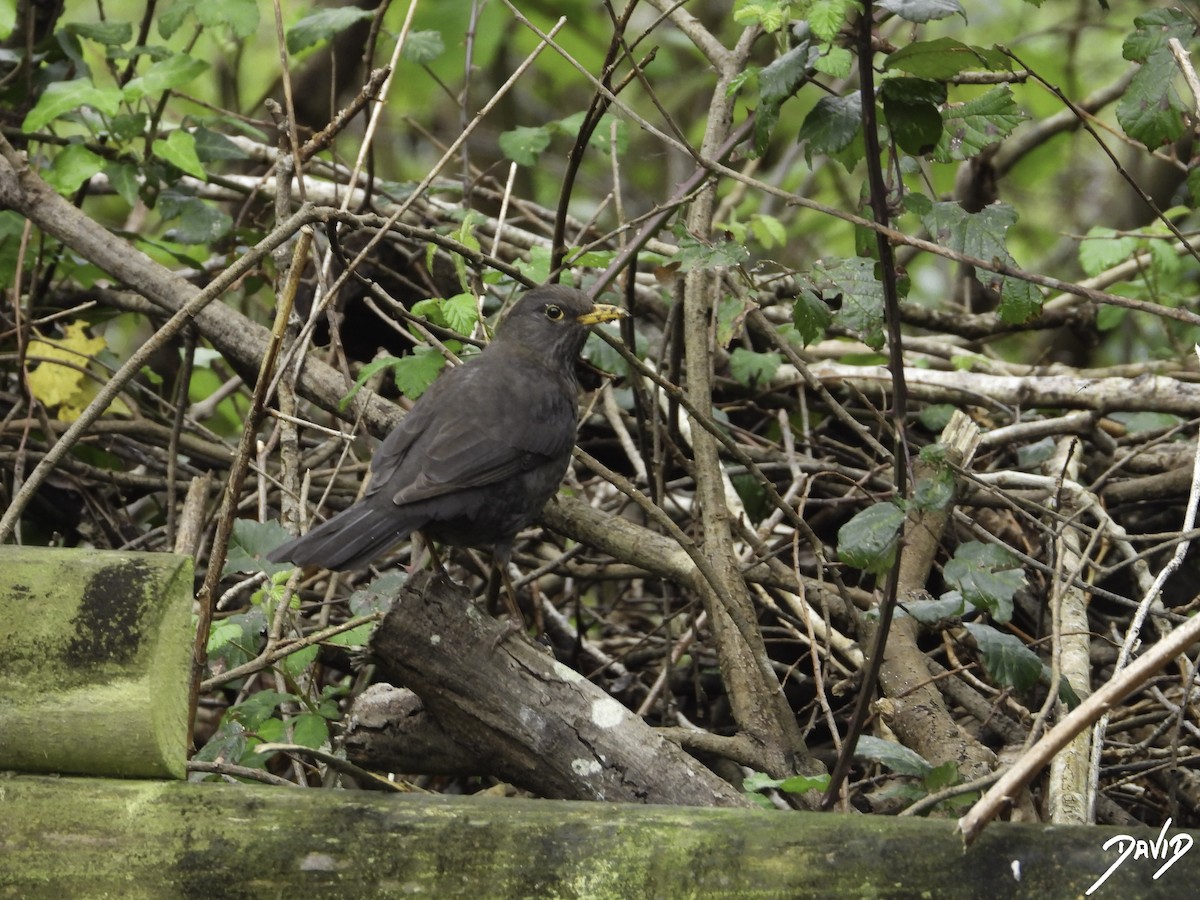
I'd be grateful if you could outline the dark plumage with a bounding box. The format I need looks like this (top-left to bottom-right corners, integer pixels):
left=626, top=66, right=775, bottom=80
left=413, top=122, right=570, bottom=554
left=268, top=285, right=627, bottom=571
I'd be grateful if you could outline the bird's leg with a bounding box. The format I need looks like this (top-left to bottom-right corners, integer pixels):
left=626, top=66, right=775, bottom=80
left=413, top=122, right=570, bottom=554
left=416, top=530, right=447, bottom=574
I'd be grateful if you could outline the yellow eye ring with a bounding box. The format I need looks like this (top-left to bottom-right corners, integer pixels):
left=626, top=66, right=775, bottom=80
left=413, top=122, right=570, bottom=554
left=545, top=304, right=564, bottom=321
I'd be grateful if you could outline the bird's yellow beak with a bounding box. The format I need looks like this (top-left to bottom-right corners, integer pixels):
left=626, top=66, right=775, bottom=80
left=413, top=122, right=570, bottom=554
left=576, top=304, right=629, bottom=326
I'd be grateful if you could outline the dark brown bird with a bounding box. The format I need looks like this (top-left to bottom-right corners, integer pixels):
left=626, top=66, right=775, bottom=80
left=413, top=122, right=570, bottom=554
left=268, top=285, right=627, bottom=571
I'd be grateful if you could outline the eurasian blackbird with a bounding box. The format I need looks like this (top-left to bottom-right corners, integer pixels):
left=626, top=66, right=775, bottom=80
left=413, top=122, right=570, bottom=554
left=268, top=285, right=627, bottom=571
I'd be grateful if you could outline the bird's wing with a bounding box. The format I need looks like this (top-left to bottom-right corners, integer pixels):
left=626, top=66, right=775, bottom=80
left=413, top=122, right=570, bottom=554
left=367, top=358, right=577, bottom=508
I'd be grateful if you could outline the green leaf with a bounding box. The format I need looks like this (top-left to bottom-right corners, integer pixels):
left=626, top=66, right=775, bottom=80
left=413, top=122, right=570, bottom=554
left=675, top=230, right=750, bottom=272
left=729, top=348, right=782, bottom=387
left=965, top=622, right=1041, bottom=692
left=393, top=347, right=449, bottom=400
left=878, top=0, right=966, bottom=23
left=1117, top=50, right=1187, bottom=150
left=813, top=45, right=852, bottom=79
left=1122, top=9, right=1195, bottom=63
left=918, top=403, right=956, bottom=431
left=854, top=734, right=933, bottom=777
left=402, top=30, right=445, bottom=64
left=806, top=257, right=885, bottom=349
left=944, top=541, right=1024, bottom=623
left=934, top=85, right=1023, bottom=162
left=225, top=519, right=296, bottom=576
left=882, top=93, right=944, bottom=156
left=899, top=591, right=965, bottom=625
left=797, top=93, right=862, bottom=165
left=286, top=7, right=374, bottom=53
left=1078, top=227, right=1139, bottom=277
left=498, top=125, right=552, bottom=166
left=792, top=290, right=830, bottom=348
left=912, top=465, right=954, bottom=512
left=195, top=0, right=260, bottom=38
left=809, top=0, right=856, bottom=42
left=743, top=771, right=831, bottom=794
left=123, top=54, right=210, bottom=102
left=838, top=501, right=905, bottom=575
left=323, top=623, right=375, bottom=647
left=23, top=79, right=123, bottom=132
left=67, top=21, right=134, bottom=45
left=281, top=643, right=319, bottom=679
left=152, top=130, right=206, bottom=179
left=291, top=713, right=330, bottom=749
left=192, top=126, right=250, bottom=162
left=104, top=162, right=140, bottom=207
left=44, top=144, right=105, bottom=194
left=884, top=38, right=992, bottom=79
left=733, top=0, right=792, bottom=33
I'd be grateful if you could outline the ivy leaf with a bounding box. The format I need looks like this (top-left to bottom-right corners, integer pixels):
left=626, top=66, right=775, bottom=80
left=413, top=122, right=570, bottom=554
left=729, top=348, right=782, bottom=387
left=877, top=0, right=966, bottom=23
left=934, top=85, right=1023, bottom=162
left=23, top=79, right=122, bottom=131
left=965, top=622, right=1041, bottom=693
left=838, top=501, right=905, bottom=576
left=45, top=144, right=106, bottom=194
left=854, top=735, right=933, bottom=777
left=286, top=7, right=374, bottom=53
left=152, top=130, right=206, bottom=179
left=123, top=54, right=210, bottom=102
left=944, top=542, right=1024, bottom=623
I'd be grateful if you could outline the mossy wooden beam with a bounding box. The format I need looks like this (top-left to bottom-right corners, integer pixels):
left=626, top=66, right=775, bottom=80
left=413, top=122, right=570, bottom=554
left=1, top=775, right=1195, bottom=898
left=0, top=547, right=193, bottom=779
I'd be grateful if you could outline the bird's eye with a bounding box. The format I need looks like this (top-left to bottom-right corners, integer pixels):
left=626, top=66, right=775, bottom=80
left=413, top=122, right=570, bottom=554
left=545, top=304, right=564, bottom=321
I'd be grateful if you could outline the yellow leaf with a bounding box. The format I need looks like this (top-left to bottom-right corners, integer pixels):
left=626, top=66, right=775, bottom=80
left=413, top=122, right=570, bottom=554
left=25, top=320, right=126, bottom=421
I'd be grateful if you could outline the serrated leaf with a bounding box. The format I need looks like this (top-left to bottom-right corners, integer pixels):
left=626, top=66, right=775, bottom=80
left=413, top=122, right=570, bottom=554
left=23, top=79, right=123, bottom=131
left=965, top=622, right=1041, bottom=692
left=838, top=501, right=905, bottom=575
left=761, top=42, right=814, bottom=104
left=729, top=348, right=782, bottom=387
left=1078, top=227, right=1139, bottom=277
left=809, top=0, right=856, bottom=42
left=884, top=37, right=994, bottom=79
left=1117, top=51, right=1187, bottom=150
left=402, top=30, right=445, bottom=64
left=675, top=232, right=749, bottom=272
left=920, top=200, right=1011, bottom=264
left=934, top=85, right=1023, bottom=162
left=878, top=0, right=966, bottom=23
left=854, top=734, right=934, bottom=777
left=1122, top=9, right=1195, bottom=63
left=997, top=275, right=1042, bottom=324
left=281, top=644, right=319, bottom=679
left=733, top=0, right=791, bottom=33
left=287, top=8, right=374, bottom=53
left=498, top=125, right=552, bottom=166
left=883, top=95, right=943, bottom=156
left=944, top=542, right=1024, bottom=623
left=807, top=257, right=885, bottom=349
left=291, top=713, right=330, bottom=749
left=813, top=46, right=853, bottom=79
left=913, top=466, right=955, bottom=511
left=225, top=519, right=296, bottom=576
left=798, top=93, right=862, bottom=164
left=393, top=347, right=449, bottom=400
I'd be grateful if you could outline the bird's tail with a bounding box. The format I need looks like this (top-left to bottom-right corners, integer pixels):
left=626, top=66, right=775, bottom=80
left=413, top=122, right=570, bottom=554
left=267, top=503, right=416, bottom=571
